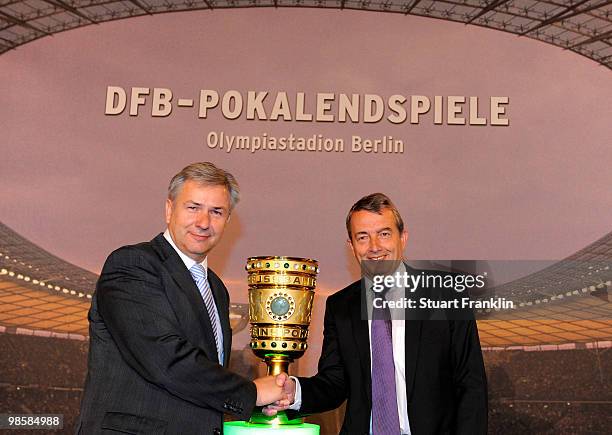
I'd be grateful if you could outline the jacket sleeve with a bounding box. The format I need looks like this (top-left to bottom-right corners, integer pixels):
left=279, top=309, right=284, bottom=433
left=451, top=318, right=488, bottom=435
left=96, top=246, right=257, bottom=420
left=296, top=295, right=348, bottom=414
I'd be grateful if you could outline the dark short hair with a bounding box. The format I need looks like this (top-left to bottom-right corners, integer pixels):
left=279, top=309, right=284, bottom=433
left=345, top=193, right=404, bottom=239
left=168, top=162, right=240, bottom=210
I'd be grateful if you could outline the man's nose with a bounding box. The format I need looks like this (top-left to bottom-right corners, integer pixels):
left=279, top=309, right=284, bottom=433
left=195, top=211, right=210, bottom=229
left=368, top=237, right=381, bottom=252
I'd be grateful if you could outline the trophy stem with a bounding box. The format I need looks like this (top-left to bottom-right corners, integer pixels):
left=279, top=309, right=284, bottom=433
left=265, top=354, right=292, bottom=376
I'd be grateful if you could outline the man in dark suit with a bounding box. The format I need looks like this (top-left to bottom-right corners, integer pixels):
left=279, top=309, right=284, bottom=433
left=266, top=193, right=487, bottom=434
left=77, top=162, right=287, bottom=435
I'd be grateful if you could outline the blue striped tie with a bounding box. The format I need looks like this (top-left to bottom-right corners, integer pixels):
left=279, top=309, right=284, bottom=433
left=189, top=264, right=223, bottom=364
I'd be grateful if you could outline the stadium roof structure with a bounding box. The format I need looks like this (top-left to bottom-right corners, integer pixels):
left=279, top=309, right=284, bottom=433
left=0, top=0, right=611, bottom=69
left=0, top=222, right=96, bottom=338
left=476, top=231, right=612, bottom=348
left=0, top=220, right=610, bottom=347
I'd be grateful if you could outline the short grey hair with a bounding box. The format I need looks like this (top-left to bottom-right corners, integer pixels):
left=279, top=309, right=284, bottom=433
left=168, top=162, right=240, bottom=210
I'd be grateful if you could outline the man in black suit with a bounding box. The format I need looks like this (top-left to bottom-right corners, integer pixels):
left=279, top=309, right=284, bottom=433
left=266, top=193, right=487, bottom=434
left=77, top=162, right=287, bottom=435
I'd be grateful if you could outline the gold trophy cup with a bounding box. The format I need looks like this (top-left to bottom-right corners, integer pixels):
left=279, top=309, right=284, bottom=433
left=247, top=256, right=318, bottom=424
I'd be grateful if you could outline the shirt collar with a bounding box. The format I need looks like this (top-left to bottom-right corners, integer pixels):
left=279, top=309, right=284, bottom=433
left=163, top=229, right=208, bottom=273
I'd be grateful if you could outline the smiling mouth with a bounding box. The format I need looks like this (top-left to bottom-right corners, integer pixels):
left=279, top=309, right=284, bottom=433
left=190, top=233, right=211, bottom=241
left=367, top=255, right=387, bottom=260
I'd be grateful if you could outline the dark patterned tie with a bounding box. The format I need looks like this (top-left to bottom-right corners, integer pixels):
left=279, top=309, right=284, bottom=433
left=190, top=263, right=223, bottom=364
left=371, top=296, right=401, bottom=434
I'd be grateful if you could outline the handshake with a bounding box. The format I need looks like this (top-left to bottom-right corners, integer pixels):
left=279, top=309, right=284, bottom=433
left=253, top=373, right=297, bottom=416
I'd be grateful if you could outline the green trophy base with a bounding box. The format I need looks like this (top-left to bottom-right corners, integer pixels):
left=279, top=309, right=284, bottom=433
left=224, top=421, right=319, bottom=435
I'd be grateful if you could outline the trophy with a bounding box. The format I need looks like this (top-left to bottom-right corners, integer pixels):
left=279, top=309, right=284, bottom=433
left=224, top=256, right=320, bottom=434
left=247, top=256, right=318, bottom=423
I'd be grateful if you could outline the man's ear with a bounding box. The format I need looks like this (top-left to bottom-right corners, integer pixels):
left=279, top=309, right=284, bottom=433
left=165, top=198, right=173, bottom=225
left=400, top=228, right=408, bottom=250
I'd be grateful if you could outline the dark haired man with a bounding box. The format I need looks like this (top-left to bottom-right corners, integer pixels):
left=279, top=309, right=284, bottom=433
left=266, top=193, right=488, bottom=434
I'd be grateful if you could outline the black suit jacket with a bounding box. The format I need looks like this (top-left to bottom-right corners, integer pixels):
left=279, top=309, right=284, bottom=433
left=77, top=234, right=256, bottom=435
left=297, top=274, right=488, bottom=435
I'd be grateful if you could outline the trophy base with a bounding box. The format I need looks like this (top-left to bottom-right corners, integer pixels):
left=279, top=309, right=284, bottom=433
left=225, top=421, right=319, bottom=435
left=249, top=410, right=303, bottom=425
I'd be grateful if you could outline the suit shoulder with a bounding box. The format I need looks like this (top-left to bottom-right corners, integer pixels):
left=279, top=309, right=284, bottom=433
left=96, top=239, right=168, bottom=298
left=106, top=240, right=156, bottom=260
left=326, top=279, right=360, bottom=306
left=101, top=239, right=162, bottom=274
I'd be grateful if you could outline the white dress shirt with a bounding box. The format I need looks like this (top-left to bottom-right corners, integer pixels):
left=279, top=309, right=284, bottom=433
left=291, top=263, right=411, bottom=434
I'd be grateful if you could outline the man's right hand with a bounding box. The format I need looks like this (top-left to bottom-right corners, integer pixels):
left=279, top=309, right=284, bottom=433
left=254, top=373, right=292, bottom=406
left=262, top=376, right=296, bottom=416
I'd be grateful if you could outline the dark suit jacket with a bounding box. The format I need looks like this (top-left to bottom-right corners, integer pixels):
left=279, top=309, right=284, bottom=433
left=77, top=234, right=256, bottom=435
left=297, top=274, right=488, bottom=435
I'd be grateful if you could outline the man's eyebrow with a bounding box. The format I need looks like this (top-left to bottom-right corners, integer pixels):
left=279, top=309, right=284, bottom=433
left=186, top=200, right=201, bottom=206
left=377, top=227, right=393, bottom=233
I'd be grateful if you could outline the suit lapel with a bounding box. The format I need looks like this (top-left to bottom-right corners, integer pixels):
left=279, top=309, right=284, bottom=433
left=151, top=234, right=220, bottom=362
left=405, top=319, right=422, bottom=404
left=404, top=263, right=423, bottom=403
left=207, top=270, right=231, bottom=367
left=349, top=281, right=372, bottom=409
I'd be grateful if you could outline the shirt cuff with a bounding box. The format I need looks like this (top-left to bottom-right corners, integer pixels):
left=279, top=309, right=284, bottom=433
left=288, top=376, right=302, bottom=411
